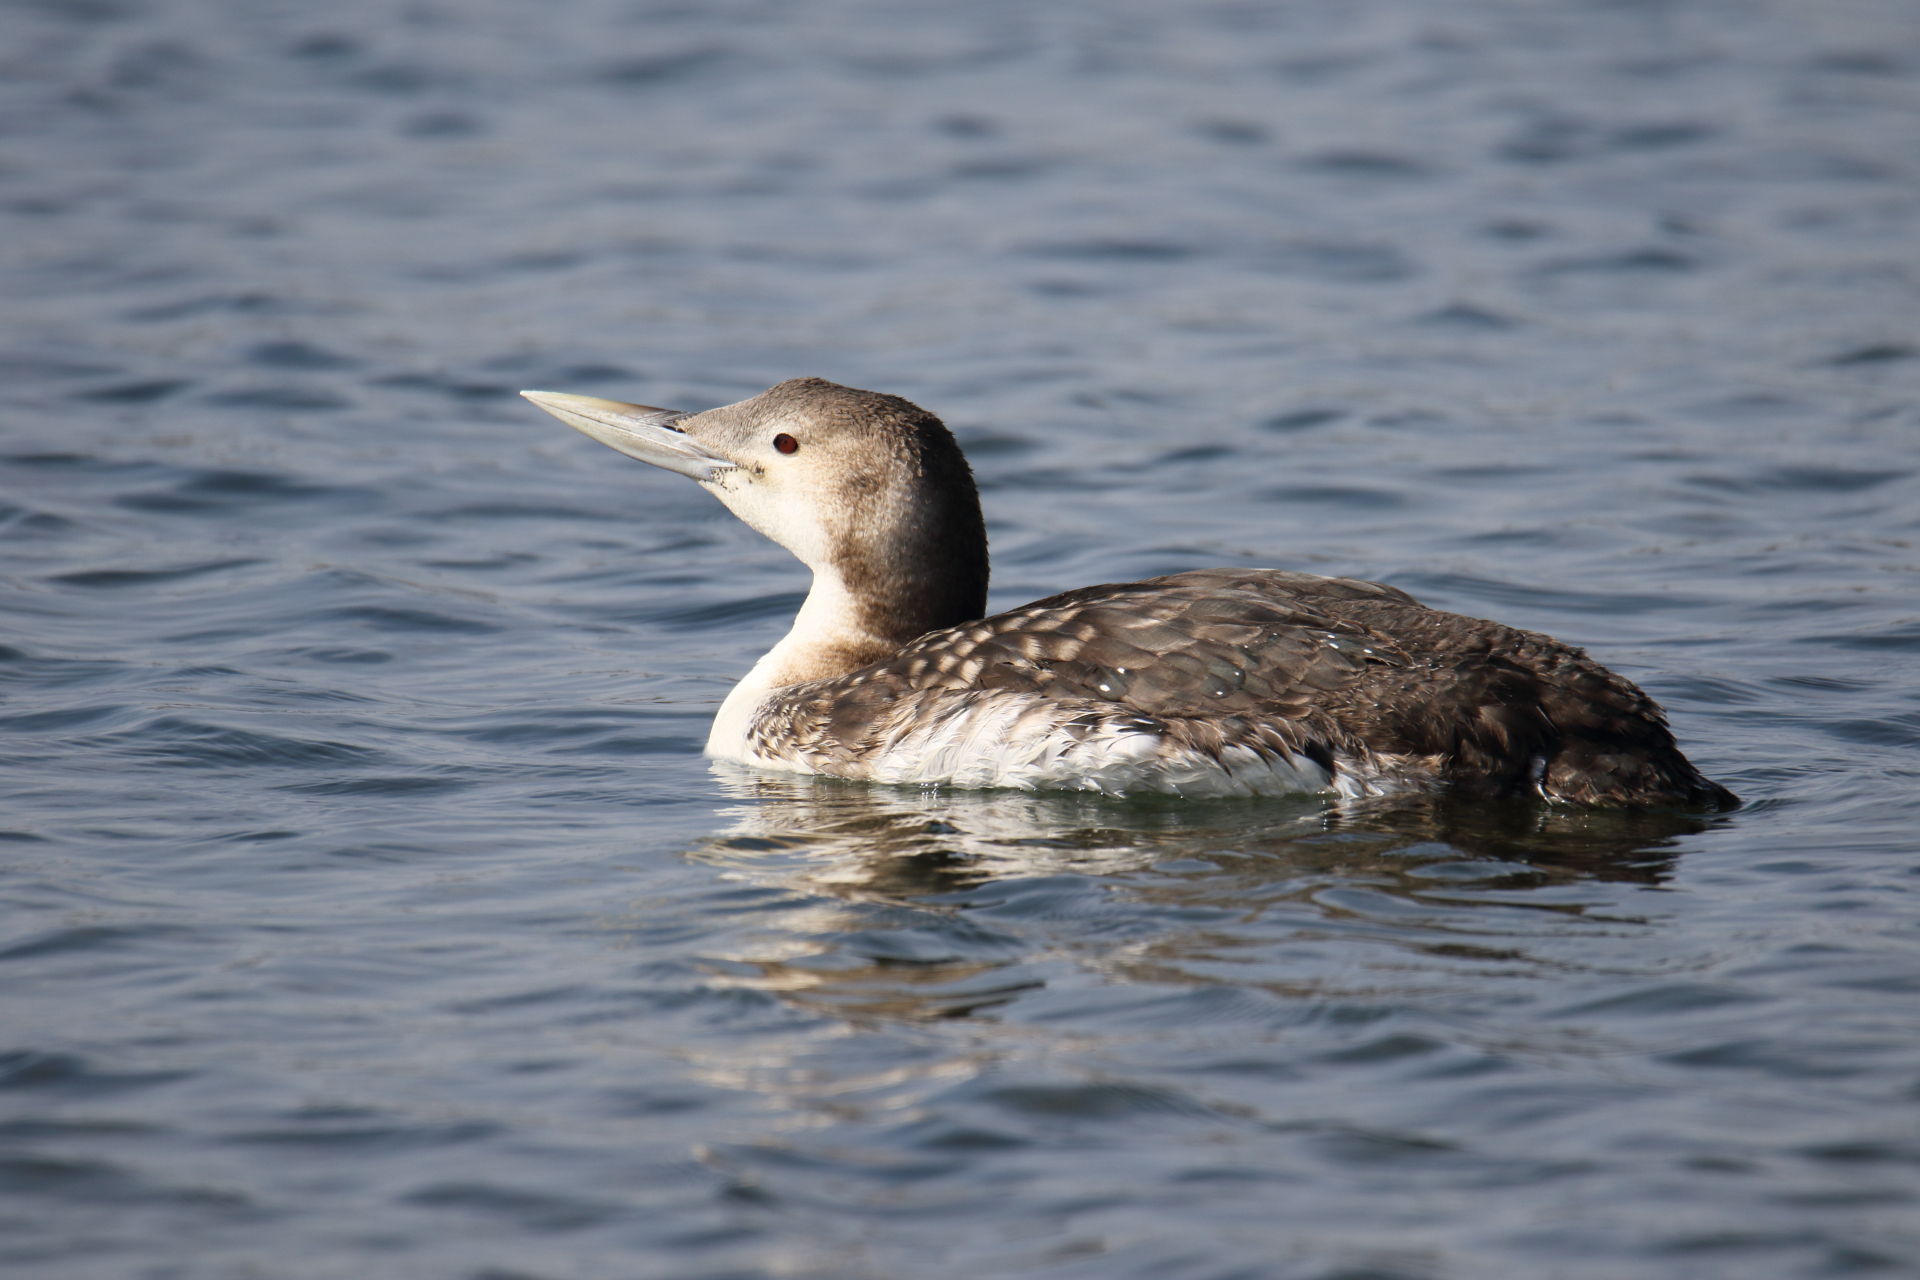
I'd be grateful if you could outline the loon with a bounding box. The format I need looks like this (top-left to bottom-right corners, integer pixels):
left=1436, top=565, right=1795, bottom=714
left=523, top=378, right=1736, bottom=808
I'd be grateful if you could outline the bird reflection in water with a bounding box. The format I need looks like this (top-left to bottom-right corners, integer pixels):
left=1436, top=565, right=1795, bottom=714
left=681, top=770, right=1728, bottom=1025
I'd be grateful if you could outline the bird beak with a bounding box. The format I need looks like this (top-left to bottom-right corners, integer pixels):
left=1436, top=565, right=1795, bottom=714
left=520, top=390, right=737, bottom=483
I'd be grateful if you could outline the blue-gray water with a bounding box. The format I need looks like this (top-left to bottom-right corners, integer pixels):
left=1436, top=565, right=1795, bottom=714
left=4, top=1, right=1919, bottom=1277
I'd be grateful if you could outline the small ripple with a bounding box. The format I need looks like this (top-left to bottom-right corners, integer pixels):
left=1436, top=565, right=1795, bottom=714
left=1253, top=241, right=1417, bottom=283
left=1535, top=247, right=1698, bottom=275
left=1261, top=407, right=1347, bottom=432
left=245, top=340, right=358, bottom=370
left=371, top=373, right=519, bottom=400
left=0, top=1153, right=253, bottom=1211
left=328, top=605, right=497, bottom=634
left=978, top=1079, right=1210, bottom=1122
left=51, top=558, right=259, bottom=589
left=1827, top=342, right=1916, bottom=366
left=0, top=924, right=198, bottom=962
left=1025, top=239, right=1200, bottom=263
left=598, top=47, right=729, bottom=89
left=651, top=591, right=808, bottom=629
left=114, top=468, right=367, bottom=515
left=97, top=716, right=382, bottom=769
left=73, top=378, right=192, bottom=402
left=226, top=1113, right=496, bottom=1150
left=1256, top=483, right=1408, bottom=510
left=1686, top=465, right=1911, bottom=494
left=0, top=1050, right=188, bottom=1095
left=277, top=775, right=474, bottom=796
left=1553, top=983, right=1760, bottom=1018
left=1296, top=149, right=1435, bottom=178
left=204, top=386, right=352, bottom=412
left=0, top=705, right=127, bottom=732
left=1795, top=621, right=1920, bottom=652
left=404, top=1181, right=623, bottom=1231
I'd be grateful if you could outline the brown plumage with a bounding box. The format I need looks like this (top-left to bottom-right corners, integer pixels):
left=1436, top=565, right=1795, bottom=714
left=748, top=568, right=1736, bottom=808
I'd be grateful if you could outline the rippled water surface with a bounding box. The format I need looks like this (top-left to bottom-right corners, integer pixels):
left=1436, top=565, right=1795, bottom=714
left=4, top=1, right=1920, bottom=1276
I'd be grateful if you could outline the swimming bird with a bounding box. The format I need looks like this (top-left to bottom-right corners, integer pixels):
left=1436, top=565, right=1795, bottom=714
left=523, top=378, right=1736, bottom=808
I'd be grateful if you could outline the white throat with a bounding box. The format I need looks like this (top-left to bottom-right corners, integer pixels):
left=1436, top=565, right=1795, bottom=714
left=705, top=567, right=891, bottom=762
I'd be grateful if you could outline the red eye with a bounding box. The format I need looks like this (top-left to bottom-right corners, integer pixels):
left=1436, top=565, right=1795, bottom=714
left=773, top=433, right=798, bottom=454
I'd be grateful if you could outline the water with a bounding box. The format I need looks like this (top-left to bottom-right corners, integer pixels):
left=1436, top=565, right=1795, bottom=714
left=3, top=0, right=1919, bottom=1276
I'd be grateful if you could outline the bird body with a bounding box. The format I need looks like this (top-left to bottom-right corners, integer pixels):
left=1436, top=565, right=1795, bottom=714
left=524, top=378, right=1735, bottom=808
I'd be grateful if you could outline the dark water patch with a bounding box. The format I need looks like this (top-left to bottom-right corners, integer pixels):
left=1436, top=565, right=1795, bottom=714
left=326, top=605, right=497, bottom=634
left=1497, top=116, right=1717, bottom=165
left=649, top=591, right=809, bottom=629
left=1794, top=622, right=1920, bottom=652
left=952, top=428, right=1036, bottom=456
left=0, top=652, right=125, bottom=689
left=114, top=468, right=362, bottom=515
left=950, top=155, right=1052, bottom=181
left=1827, top=343, right=1915, bottom=366
left=277, top=775, right=474, bottom=797
left=1262, top=407, right=1348, bottom=432
left=51, top=558, right=258, bottom=589
left=1192, top=119, right=1269, bottom=145
left=100, top=717, right=382, bottom=769
left=0, top=1152, right=252, bottom=1211
left=401, top=110, right=486, bottom=139
left=599, top=47, right=730, bottom=89
left=1255, top=484, right=1408, bottom=511
left=1685, top=466, right=1908, bottom=495
left=1026, top=239, right=1199, bottom=263
left=281, top=646, right=393, bottom=665
left=0, top=921, right=208, bottom=963
left=1555, top=983, right=1761, bottom=1018
left=1535, top=247, right=1698, bottom=275
left=1482, top=218, right=1554, bottom=241
left=226, top=1115, right=496, bottom=1150
left=123, top=292, right=341, bottom=322
left=1028, top=278, right=1108, bottom=297
left=1253, top=241, right=1417, bottom=283
left=933, top=113, right=998, bottom=138
left=1297, top=150, right=1434, bottom=178
left=1807, top=50, right=1912, bottom=77
left=0, top=705, right=127, bottom=733
left=0, top=354, right=121, bottom=381
left=554, top=735, right=701, bottom=757
left=0, top=1051, right=188, bottom=1096
left=1414, top=302, right=1516, bottom=330
left=0, top=1118, right=157, bottom=1140
left=976, top=1079, right=1211, bottom=1124
left=1658, top=1039, right=1868, bottom=1077
left=426, top=501, right=608, bottom=522
left=1155, top=444, right=1235, bottom=465
left=1822, top=716, right=1920, bottom=748
left=0, top=508, right=78, bottom=539
left=459, top=710, right=682, bottom=747
left=73, top=378, right=190, bottom=403
left=371, top=373, right=522, bottom=400
left=1306, top=1125, right=1463, bottom=1167
left=404, top=1181, right=623, bottom=1230
left=245, top=340, right=358, bottom=370
left=204, top=385, right=351, bottom=412
left=1611, top=122, right=1718, bottom=151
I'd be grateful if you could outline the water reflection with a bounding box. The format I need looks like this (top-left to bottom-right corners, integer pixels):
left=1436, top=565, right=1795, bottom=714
left=682, top=770, right=1724, bottom=1025
left=696, top=767, right=1715, bottom=894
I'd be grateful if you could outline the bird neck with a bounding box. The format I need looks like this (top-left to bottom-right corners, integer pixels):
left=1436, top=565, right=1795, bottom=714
left=704, top=534, right=989, bottom=760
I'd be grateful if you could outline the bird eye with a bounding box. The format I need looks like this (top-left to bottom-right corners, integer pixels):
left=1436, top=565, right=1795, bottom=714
left=773, top=434, right=799, bottom=454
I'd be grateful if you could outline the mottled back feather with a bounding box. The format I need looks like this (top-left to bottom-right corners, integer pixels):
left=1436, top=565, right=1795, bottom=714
left=751, top=569, right=1736, bottom=808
